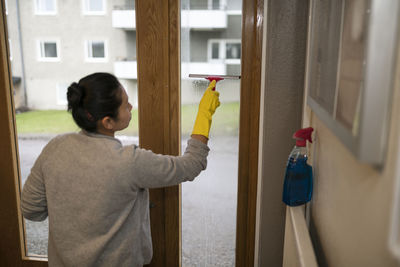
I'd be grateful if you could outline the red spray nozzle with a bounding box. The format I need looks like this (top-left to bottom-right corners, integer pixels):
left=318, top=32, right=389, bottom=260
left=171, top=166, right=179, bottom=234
left=293, top=127, right=314, bottom=147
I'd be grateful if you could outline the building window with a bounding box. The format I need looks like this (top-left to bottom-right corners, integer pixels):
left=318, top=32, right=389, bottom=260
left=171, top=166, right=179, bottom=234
left=211, top=42, right=219, bottom=59
left=83, top=0, right=106, bottom=15
left=56, top=83, right=68, bottom=105
left=208, top=0, right=227, bottom=10
left=208, top=39, right=241, bottom=64
left=85, top=40, right=107, bottom=62
left=226, top=43, right=241, bottom=59
left=37, top=40, right=60, bottom=61
left=34, top=0, right=57, bottom=15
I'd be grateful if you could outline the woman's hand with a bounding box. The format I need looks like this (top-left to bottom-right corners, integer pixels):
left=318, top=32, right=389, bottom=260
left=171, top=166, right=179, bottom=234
left=191, top=80, right=221, bottom=141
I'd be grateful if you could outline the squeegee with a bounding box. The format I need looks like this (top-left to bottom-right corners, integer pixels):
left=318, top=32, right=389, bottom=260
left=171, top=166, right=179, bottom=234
left=189, top=74, right=241, bottom=90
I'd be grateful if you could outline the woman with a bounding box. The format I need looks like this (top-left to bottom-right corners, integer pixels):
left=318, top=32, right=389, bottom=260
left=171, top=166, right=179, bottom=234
left=21, top=72, right=219, bottom=266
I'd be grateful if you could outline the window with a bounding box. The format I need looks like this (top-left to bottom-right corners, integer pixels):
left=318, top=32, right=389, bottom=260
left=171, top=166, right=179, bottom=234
left=208, top=0, right=227, bottom=10
left=211, top=42, right=219, bottom=59
left=34, top=0, right=57, bottom=15
left=181, top=3, right=242, bottom=266
left=226, top=43, right=241, bottom=59
left=85, top=40, right=107, bottom=62
left=208, top=39, right=241, bottom=64
left=83, top=0, right=106, bottom=15
left=56, top=83, right=68, bottom=105
left=37, top=40, right=60, bottom=61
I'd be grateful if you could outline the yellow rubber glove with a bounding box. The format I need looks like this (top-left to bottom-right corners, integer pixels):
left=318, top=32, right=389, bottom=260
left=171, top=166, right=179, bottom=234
left=192, top=80, right=220, bottom=138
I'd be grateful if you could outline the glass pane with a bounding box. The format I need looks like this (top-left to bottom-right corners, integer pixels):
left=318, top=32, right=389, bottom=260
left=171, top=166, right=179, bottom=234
left=335, top=0, right=370, bottom=133
left=44, top=43, right=57, bottom=57
left=44, top=0, right=55, bottom=11
left=211, top=42, right=219, bottom=59
left=88, top=0, right=103, bottom=12
left=7, top=0, right=138, bottom=257
left=212, top=0, right=220, bottom=10
left=226, top=43, right=240, bottom=59
left=181, top=0, right=242, bottom=266
left=91, top=42, right=105, bottom=58
left=37, top=0, right=55, bottom=12
left=308, top=0, right=343, bottom=115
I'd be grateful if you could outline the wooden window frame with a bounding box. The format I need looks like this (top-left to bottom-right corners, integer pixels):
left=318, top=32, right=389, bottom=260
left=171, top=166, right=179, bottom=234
left=136, top=0, right=263, bottom=266
left=0, top=0, right=47, bottom=264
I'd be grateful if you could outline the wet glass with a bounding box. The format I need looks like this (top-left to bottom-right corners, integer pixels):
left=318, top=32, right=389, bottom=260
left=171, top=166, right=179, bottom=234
left=181, top=0, right=242, bottom=266
left=7, top=0, right=138, bottom=257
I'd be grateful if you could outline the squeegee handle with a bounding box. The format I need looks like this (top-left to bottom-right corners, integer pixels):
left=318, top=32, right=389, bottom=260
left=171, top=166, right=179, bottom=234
left=205, top=76, right=224, bottom=91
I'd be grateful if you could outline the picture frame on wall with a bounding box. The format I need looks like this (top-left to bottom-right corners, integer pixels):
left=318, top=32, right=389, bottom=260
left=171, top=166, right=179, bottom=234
left=306, top=0, right=400, bottom=167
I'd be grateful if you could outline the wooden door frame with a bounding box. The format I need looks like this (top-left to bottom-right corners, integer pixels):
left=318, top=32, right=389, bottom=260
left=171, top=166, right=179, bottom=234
left=236, top=0, right=264, bottom=266
left=135, top=0, right=181, bottom=266
left=0, top=0, right=47, bottom=265
left=0, top=0, right=263, bottom=265
left=136, top=0, right=264, bottom=266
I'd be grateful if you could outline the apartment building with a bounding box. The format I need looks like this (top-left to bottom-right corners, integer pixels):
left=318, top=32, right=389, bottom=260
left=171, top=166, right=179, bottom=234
left=7, top=0, right=242, bottom=110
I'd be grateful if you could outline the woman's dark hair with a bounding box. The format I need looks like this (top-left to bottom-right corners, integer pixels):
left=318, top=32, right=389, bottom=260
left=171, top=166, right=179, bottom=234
left=67, top=72, right=122, bottom=132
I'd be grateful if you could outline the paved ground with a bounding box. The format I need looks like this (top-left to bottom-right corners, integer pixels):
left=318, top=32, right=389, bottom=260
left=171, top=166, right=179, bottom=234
left=18, top=135, right=238, bottom=266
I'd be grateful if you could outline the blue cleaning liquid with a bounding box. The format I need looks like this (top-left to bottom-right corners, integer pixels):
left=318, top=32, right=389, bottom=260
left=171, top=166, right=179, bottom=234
left=282, top=157, right=313, bottom=206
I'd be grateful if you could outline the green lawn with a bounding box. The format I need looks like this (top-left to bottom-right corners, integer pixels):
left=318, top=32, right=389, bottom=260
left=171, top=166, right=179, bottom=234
left=16, top=102, right=239, bottom=136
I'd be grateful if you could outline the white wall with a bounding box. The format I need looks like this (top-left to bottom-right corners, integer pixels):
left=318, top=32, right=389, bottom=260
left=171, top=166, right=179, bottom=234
left=301, top=44, right=400, bottom=266
left=255, top=1, right=309, bottom=266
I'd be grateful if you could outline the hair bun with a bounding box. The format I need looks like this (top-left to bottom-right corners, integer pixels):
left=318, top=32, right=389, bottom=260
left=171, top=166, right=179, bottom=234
left=67, top=82, right=84, bottom=111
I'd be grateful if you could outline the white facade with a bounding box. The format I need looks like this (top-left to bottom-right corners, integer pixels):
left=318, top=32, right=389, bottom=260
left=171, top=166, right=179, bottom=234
left=7, top=0, right=242, bottom=110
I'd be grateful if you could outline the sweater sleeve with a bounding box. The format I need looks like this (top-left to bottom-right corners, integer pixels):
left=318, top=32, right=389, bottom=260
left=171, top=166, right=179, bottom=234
left=21, top=154, right=48, bottom=221
left=129, top=138, right=210, bottom=189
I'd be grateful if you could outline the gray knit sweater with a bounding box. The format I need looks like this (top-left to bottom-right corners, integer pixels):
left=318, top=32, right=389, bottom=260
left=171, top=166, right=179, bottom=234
left=21, top=131, right=209, bottom=266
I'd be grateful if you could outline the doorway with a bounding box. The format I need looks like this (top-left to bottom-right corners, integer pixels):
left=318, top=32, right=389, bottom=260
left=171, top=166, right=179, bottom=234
left=0, top=0, right=263, bottom=266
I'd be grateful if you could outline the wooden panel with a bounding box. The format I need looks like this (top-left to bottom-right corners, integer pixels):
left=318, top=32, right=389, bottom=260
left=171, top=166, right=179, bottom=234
left=0, top=0, right=47, bottom=265
left=135, top=0, right=180, bottom=266
left=283, top=207, right=318, bottom=267
left=236, top=0, right=264, bottom=266
left=165, top=0, right=181, bottom=266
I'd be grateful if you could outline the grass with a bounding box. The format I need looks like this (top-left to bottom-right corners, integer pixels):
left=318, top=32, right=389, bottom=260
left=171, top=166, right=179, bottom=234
left=15, top=102, right=240, bottom=136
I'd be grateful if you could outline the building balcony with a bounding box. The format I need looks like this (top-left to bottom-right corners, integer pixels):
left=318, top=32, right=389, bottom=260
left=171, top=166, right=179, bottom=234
left=114, top=61, right=226, bottom=80
left=114, top=61, right=137, bottom=79
left=112, top=10, right=136, bottom=30
left=181, top=10, right=227, bottom=29
left=181, top=62, right=226, bottom=79
left=112, top=9, right=241, bottom=30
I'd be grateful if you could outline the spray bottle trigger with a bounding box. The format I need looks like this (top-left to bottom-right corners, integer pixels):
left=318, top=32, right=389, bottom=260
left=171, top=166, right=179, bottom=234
left=293, top=127, right=314, bottom=147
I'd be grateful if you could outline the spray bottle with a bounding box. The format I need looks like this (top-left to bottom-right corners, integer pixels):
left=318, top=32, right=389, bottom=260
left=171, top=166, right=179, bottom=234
left=282, top=127, right=314, bottom=206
